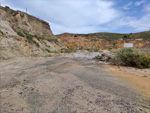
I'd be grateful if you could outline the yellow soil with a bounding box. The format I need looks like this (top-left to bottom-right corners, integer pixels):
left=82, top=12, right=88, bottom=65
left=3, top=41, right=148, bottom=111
left=104, top=65, right=150, bottom=101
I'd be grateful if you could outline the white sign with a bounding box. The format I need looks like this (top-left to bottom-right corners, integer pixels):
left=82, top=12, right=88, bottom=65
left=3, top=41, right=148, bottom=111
left=124, top=43, right=133, bottom=48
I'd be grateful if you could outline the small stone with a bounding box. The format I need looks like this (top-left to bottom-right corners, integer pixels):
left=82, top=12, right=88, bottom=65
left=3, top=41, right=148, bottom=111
left=19, top=92, right=22, bottom=95
left=139, top=108, right=143, bottom=111
left=11, top=108, right=14, bottom=111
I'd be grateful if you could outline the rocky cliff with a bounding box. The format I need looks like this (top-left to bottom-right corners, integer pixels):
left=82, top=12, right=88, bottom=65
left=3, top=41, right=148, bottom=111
left=0, top=6, right=62, bottom=59
left=0, top=6, right=54, bottom=38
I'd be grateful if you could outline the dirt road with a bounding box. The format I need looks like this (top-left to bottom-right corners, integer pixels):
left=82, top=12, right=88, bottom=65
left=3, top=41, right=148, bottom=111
left=0, top=57, right=150, bottom=113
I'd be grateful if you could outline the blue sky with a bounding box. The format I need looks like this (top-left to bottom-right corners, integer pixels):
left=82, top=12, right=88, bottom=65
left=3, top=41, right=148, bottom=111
left=1, top=0, right=150, bottom=34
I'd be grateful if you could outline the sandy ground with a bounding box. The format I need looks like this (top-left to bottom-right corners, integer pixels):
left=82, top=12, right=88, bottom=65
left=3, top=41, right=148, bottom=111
left=0, top=57, right=150, bottom=113
left=103, top=64, right=150, bottom=101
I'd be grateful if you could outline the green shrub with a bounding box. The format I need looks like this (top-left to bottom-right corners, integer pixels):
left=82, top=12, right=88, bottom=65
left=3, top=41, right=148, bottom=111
left=108, top=48, right=112, bottom=51
left=26, top=35, right=33, bottom=43
left=93, top=49, right=99, bottom=52
left=5, top=6, right=10, bottom=9
left=109, top=49, right=119, bottom=53
left=45, top=49, right=51, bottom=53
left=32, top=40, right=40, bottom=47
left=24, top=33, right=39, bottom=47
left=17, top=32, right=24, bottom=37
left=45, top=49, right=59, bottom=53
left=91, top=39, right=98, bottom=41
left=37, top=36, right=45, bottom=40
left=34, top=35, right=38, bottom=37
left=47, top=39, right=58, bottom=43
left=110, top=48, right=150, bottom=68
left=85, top=49, right=91, bottom=51
left=26, top=34, right=33, bottom=38
left=17, top=32, right=42, bottom=47
left=66, top=48, right=75, bottom=53
left=135, top=54, right=150, bottom=68
left=50, top=51, right=59, bottom=53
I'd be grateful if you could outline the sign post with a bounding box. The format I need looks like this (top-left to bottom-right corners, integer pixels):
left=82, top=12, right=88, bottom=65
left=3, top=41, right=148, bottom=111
left=124, top=43, right=133, bottom=48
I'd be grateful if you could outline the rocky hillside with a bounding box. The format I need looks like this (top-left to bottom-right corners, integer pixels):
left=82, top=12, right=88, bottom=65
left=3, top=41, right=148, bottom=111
left=0, top=6, right=63, bottom=59
left=57, top=31, right=150, bottom=52
left=0, top=6, right=149, bottom=59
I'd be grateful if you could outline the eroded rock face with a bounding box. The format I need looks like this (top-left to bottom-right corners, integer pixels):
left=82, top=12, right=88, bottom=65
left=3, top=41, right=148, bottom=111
left=0, top=6, right=53, bottom=38
left=0, top=6, right=61, bottom=59
left=57, top=32, right=150, bottom=51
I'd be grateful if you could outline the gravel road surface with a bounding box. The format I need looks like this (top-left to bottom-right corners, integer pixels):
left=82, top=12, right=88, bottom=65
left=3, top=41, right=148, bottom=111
left=0, top=57, right=149, bottom=113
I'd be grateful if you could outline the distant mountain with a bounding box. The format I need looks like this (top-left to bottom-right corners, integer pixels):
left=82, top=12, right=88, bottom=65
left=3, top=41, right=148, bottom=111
left=56, top=31, right=150, bottom=51
left=57, top=31, right=150, bottom=40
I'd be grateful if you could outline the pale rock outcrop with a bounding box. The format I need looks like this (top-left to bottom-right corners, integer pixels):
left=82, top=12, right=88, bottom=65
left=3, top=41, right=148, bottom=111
left=0, top=6, right=62, bottom=59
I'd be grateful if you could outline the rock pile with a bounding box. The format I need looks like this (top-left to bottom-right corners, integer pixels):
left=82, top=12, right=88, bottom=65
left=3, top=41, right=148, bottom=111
left=93, top=53, right=111, bottom=62
left=93, top=51, right=116, bottom=62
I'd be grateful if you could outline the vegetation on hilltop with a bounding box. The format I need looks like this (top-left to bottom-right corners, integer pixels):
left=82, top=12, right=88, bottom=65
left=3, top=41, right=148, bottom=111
left=57, top=31, right=150, bottom=41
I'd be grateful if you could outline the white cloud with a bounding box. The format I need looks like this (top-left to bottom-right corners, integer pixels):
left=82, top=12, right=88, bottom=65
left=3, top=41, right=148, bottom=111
left=110, top=13, right=150, bottom=32
left=135, top=0, right=145, bottom=6
left=0, top=0, right=26, bottom=12
left=1, top=0, right=150, bottom=34
left=123, top=2, right=133, bottom=10
left=38, top=0, right=121, bottom=27
left=1, top=0, right=122, bottom=34
left=50, top=22, right=101, bottom=34
left=144, top=4, right=150, bottom=12
left=128, top=14, right=150, bottom=31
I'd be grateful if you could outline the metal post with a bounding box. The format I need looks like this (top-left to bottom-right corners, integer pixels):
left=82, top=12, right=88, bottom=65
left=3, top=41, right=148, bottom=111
left=26, top=8, right=27, bottom=13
